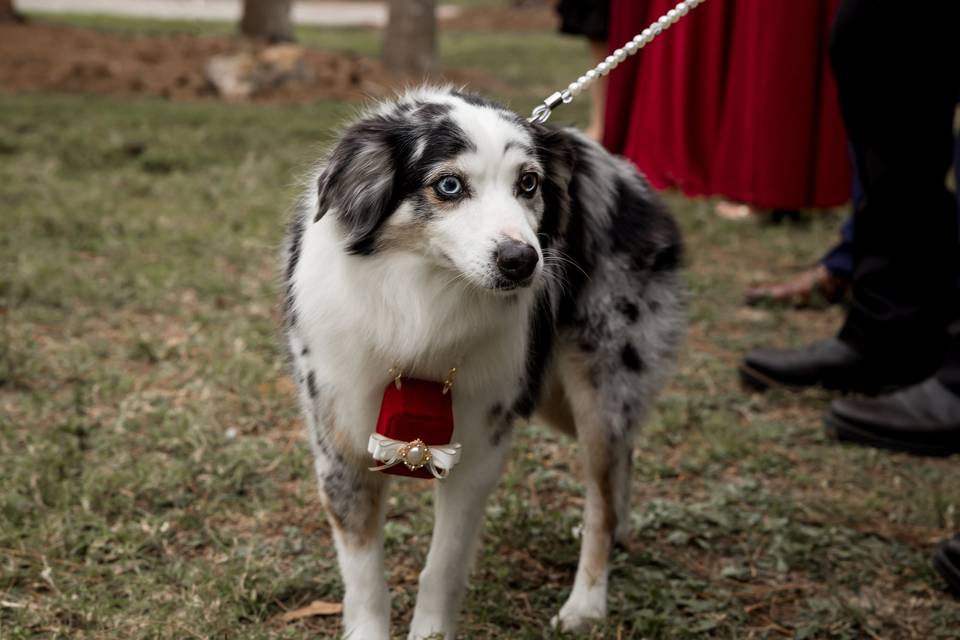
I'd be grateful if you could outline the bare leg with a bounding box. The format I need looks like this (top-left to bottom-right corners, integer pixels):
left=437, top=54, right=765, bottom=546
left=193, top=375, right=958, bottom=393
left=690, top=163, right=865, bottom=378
left=585, top=40, right=608, bottom=143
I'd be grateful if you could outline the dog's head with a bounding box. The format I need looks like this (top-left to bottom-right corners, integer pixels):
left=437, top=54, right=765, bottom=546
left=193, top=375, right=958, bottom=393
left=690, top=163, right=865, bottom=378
left=315, top=87, right=572, bottom=293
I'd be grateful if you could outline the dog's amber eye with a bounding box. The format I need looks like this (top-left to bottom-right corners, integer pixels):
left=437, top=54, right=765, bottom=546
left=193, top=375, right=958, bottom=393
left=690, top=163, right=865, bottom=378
left=435, top=175, right=464, bottom=199
left=519, top=172, right=540, bottom=195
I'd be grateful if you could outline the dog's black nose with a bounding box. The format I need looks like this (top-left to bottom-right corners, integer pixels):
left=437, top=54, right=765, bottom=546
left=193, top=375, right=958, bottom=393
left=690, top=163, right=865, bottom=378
left=496, top=239, right=539, bottom=282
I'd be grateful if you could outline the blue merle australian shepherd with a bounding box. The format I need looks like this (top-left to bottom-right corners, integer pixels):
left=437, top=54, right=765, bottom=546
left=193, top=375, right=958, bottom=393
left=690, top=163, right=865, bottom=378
left=281, top=87, right=686, bottom=638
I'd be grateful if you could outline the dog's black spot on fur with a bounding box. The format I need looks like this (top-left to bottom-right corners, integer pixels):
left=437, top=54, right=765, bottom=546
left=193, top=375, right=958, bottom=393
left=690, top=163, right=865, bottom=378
left=285, top=212, right=305, bottom=280
left=300, top=346, right=309, bottom=356
left=652, top=243, right=682, bottom=272
left=418, top=117, right=475, bottom=164
left=321, top=463, right=383, bottom=543
left=621, top=342, right=644, bottom=372
left=615, top=297, right=640, bottom=323
left=511, top=292, right=556, bottom=417
left=409, top=191, right=434, bottom=221
left=572, top=310, right=611, bottom=353
left=281, top=205, right=303, bottom=328
left=489, top=407, right=515, bottom=447
left=412, top=101, right=453, bottom=119
left=311, top=405, right=332, bottom=457
left=603, top=173, right=685, bottom=275
left=306, top=371, right=318, bottom=398
left=579, top=338, right=597, bottom=353
left=587, top=364, right=602, bottom=390
left=282, top=285, right=297, bottom=329
left=321, top=466, right=360, bottom=527
left=487, top=402, right=514, bottom=446
left=310, top=395, right=348, bottom=465
left=490, top=422, right=513, bottom=447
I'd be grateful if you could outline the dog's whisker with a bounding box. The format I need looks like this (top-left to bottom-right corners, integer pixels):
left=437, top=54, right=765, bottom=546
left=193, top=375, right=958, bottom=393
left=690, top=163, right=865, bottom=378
left=542, top=248, right=590, bottom=281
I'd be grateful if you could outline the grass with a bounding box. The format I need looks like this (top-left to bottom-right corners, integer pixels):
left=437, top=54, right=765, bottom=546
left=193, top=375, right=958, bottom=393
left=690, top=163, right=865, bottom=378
left=2, top=16, right=960, bottom=640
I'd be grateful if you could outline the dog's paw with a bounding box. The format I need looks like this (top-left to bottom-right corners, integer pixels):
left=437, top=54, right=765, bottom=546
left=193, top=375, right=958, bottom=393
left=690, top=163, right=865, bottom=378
left=550, top=591, right=606, bottom=633
left=343, top=623, right=390, bottom=640
left=407, top=617, right=451, bottom=640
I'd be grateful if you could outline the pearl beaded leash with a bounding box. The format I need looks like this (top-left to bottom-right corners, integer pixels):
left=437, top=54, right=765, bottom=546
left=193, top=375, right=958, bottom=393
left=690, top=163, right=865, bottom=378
left=529, top=0, right=708, bottom=125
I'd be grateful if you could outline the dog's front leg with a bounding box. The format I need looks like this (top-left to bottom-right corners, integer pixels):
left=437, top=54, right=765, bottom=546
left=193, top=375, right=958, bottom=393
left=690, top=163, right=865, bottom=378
left=407, top=439, right=510, bottom=640
left=317, top=455, right=391, bottom=639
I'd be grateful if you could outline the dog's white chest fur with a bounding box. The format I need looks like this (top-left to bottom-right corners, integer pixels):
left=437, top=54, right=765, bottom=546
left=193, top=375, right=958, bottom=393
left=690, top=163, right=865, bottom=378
left=291, top=211, right=533, bottom=459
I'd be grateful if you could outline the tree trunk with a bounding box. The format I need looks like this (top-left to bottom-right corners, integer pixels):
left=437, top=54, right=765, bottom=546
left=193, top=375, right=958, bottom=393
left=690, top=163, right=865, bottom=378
left=240, top=0, right=294, bottom=43
left=383, top=0, right=437, bottom=76
left=0, top=0, right=23, bottom=23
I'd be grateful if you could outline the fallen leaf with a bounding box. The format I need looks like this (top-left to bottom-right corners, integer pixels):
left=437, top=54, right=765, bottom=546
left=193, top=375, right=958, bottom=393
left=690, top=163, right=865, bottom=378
left=278, top=600, right=343, bottom=623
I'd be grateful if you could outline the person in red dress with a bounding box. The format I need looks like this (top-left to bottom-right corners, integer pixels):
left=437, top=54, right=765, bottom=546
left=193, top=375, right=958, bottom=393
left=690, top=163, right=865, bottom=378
left=602, top=0, right=851, bottom=218
left=555, top=0, right=611, bottom=141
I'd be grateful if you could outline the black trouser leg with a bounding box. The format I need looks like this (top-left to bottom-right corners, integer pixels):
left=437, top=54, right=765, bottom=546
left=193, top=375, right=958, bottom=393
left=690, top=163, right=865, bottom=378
left=830, top=0, right=960, bottom=375
left=942, top=128, right=960, bottom=393
left=937, top=319, right=960, bottom=394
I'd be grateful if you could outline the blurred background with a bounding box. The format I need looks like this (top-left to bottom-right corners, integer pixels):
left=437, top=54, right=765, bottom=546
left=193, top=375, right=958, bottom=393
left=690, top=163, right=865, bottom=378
left=1, top=1, right=958, bottom=638
left=0, top=0, right=575, bottom=112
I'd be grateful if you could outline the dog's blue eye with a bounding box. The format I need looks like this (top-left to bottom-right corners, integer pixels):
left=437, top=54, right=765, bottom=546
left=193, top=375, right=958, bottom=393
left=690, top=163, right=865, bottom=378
left=435, top=176, right=463, bottom=198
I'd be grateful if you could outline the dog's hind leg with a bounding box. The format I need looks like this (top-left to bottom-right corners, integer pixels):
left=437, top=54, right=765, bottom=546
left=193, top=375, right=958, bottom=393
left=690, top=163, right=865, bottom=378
left=408, top=435, right=512, bottom=640
left=549, top=344, right=638, bottom=633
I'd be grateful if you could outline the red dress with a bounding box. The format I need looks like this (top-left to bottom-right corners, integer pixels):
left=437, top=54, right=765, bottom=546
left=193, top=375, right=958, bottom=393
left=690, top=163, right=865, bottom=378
left=602, top=0, right=851, bottom=210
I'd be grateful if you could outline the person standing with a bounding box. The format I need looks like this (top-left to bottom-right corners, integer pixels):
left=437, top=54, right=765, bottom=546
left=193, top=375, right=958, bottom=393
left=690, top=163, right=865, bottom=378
left=556, top=0, right=611, bottom=141
left=603, top=0, right=851, bottom=219
left=739, top=0, right=960, bottom=597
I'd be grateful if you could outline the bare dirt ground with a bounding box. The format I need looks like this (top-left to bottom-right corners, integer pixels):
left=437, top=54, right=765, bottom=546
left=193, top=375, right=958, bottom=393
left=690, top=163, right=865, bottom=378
left=0, top=22, right=499, bottom=102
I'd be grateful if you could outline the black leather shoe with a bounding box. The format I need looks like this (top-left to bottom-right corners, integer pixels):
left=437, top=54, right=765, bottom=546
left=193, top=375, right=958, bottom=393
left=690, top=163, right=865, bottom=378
left=740, top=338, right=920, bottom=394
left=934, top=534, right=960, bottom=597
left=824, top=378, right=960, bottom=456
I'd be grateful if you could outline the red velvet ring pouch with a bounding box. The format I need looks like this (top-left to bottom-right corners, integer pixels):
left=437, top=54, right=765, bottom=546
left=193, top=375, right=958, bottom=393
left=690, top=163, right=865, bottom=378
left=372, top=378, right=454, bottom=479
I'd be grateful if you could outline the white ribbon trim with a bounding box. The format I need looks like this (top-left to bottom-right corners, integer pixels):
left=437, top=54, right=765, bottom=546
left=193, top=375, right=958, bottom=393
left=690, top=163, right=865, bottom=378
left=367, top=433, right=462, bottom=479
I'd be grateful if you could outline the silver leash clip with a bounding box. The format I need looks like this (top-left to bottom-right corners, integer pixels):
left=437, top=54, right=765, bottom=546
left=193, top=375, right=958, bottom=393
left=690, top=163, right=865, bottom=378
left=528, top=91, right=569, bottom=124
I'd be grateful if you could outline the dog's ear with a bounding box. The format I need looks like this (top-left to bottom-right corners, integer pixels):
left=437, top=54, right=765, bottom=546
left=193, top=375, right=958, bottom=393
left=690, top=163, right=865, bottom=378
left=315, top=117, right=403, bottom=255
left=531, top=125, right=575, bottom=241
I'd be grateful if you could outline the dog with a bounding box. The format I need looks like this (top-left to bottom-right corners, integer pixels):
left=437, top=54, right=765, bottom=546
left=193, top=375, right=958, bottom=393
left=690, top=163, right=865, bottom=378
left=281, top=86, right=686, bottom=639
